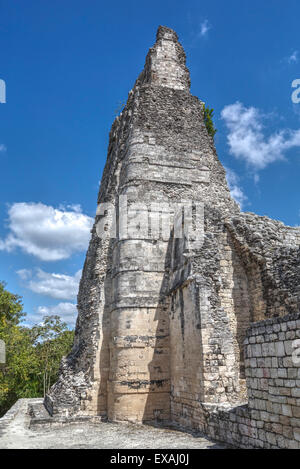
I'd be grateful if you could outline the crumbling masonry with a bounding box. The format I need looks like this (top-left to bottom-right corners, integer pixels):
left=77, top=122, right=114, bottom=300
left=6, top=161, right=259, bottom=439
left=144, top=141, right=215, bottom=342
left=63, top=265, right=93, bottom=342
left=45, top=26, right=300, bottom=449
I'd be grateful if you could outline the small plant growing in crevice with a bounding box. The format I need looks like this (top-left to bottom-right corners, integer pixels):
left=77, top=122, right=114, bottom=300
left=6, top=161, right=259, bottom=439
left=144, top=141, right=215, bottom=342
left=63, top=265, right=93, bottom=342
left=203, top=104, right=217, bottom=140
left=114, top=101, right=126, bottom=116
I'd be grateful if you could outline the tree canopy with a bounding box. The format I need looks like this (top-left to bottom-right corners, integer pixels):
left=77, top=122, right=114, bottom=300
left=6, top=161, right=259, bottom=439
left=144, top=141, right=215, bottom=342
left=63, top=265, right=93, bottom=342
left=0, top=282, right=74, bottom=417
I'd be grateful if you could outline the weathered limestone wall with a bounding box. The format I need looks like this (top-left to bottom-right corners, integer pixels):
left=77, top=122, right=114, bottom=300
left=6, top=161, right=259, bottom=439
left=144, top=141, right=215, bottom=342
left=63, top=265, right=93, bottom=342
left=168, top=211, right=300, bottom=444
left=45, top=26, right=300, bottom=448
left=46, top=25, right=237, bottom=422
left=245, top=313, right=300, bottom=447
left=226, top=214, right=300, bottom=319
left=168, top=213, right=250, bottom=430
left=195, top=313, right=300, bottom=449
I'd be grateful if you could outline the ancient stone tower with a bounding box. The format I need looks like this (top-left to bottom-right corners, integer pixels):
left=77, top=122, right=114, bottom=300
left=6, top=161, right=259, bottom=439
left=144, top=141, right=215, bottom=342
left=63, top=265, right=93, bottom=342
left=45, top=27, right=300, bottom=446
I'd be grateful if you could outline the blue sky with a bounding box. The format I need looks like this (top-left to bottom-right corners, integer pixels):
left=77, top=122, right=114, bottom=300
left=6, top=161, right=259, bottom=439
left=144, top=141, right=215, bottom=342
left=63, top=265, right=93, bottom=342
left=0, top=0, right=300, bottom=327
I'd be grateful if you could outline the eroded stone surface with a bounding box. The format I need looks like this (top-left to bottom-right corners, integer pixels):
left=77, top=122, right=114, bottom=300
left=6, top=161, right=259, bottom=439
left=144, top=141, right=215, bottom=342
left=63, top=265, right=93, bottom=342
left=43, top=26, right=300, bottom=449
left=0, top=399, right=226, bottom=449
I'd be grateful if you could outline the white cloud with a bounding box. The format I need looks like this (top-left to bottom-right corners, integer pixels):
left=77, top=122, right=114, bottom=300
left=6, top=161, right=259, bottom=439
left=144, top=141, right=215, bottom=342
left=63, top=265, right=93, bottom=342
left=17, top=268, right=81, bottom=300
left=221, top=102, right=300, bottom=170
left=0, top=202, right=93, bottom=261
left=0, top=144, right=6, bottom=153
left=288, top=50, right=298, bottom=64
left=27, top=302, right=77, bottom=327
left=58, top=203, right=82, bottom=213
left=225, top=167, right=247, bottom=208
left=199, top=19, right=211, bottom=37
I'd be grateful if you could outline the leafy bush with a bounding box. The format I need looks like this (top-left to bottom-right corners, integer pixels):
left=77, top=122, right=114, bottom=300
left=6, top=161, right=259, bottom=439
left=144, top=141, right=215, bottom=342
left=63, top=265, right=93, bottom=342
left=203, top=104, right=217, bottom=139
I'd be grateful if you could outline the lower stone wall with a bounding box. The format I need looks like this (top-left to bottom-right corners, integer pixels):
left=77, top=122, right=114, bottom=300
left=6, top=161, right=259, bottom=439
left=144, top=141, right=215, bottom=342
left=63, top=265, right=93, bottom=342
left=24, top=313, right=300, bottom=448
left=189, top=313, right=300, bottom=448
left=243, top=312, right=300, bottom=448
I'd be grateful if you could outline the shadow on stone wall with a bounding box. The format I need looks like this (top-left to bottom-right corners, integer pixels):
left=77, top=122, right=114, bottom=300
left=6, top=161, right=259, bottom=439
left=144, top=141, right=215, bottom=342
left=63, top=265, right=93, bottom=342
left=142, top=236, right=173, bottom=423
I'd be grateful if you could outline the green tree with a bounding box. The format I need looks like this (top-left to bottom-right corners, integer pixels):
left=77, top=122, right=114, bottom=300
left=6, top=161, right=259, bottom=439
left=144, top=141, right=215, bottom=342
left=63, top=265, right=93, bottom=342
left=0, top=283, right=39, bottom=415
left=0, top=281, right=24, bottom=326
left=31, top=316, right=74, bottom=397
left=203, top=104, right=217, bottom=139
left=0, top=324, right=40, bottom=414
left=0, top=282, right=74, bottom=416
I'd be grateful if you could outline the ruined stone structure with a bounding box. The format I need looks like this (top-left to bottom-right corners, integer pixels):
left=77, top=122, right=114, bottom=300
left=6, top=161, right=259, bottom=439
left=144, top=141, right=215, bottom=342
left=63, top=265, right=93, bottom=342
left=45, top=26, right=300, bottom=448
